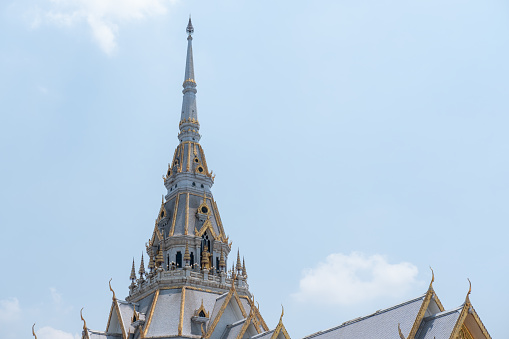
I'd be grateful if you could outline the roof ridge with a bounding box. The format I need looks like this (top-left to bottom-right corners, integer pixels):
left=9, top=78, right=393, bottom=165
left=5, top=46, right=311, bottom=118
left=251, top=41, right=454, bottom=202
left=251, top=329, right=275, bottom=339
left=423, top=306, right=464, bottom=320
left=227, top=318, right=247, bottom=328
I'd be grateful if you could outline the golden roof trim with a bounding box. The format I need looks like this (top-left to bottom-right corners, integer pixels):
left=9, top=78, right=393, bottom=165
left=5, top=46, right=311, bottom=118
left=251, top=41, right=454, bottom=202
left=169, top=193, right=180, bottom=237
left=194, top=299, right=210, bottom=318
left=270, top=306, right=290, bottom=339
left=236, top=308, right=258, bottom=339
left=204, top=283, right=241, bottom=339
left=178, top=287, right=186, bottom=336
left=186, top=142, right=191, bottom=172
left=142, top=289, right=160, bottom=338
left=195, top=218, right=219, bottom=240
left=407, top=272, right=436, bottom=339
left=185, top=193, right=190, bottom=235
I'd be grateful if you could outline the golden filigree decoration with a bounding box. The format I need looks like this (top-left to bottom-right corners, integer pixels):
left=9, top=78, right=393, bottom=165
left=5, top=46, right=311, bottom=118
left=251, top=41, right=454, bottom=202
left=195, top=218, right=219, bottom=240
left=80, top=308, right=87, bottom=331
left=194, top=299, right=210, bottom=318
left=398, top=323, right=406, bottom=339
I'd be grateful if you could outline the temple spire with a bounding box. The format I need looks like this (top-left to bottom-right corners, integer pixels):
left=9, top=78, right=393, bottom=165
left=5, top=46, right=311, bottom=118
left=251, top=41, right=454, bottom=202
left=179, top=16, right=200, bottom=143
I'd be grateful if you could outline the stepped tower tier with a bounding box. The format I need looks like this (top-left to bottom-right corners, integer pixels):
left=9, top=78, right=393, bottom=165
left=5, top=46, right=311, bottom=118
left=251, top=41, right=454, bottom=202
left=127, top=18, right=246, bottom=304
left=80, top=20, right=293, bottom=339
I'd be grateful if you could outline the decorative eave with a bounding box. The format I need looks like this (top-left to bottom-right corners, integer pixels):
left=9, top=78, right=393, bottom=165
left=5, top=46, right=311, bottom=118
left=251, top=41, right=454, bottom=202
left=271, top=306, right=291, bottom=339
left=449, top=280, right=492, bottom=339
left=407, top=269, right=443, bottom=339
left=203, top=280, right=249, bottom=339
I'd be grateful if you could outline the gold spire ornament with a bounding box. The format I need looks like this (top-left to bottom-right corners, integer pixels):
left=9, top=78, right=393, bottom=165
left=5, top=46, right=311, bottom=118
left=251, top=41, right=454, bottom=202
left=184, top=243, right=191, bottom=264
left=139, top=253, right=146, bottom=279
left=242, top=257, right=247, bottom=277
left=156, top=246, right=164, bottom=268
left=219, top=249, right=225, bottom=269
left=236, top=250, right=242, bottom=272
left=130, top=258, right=137, bottom=282
left=201, top=245, right=210, bottom=269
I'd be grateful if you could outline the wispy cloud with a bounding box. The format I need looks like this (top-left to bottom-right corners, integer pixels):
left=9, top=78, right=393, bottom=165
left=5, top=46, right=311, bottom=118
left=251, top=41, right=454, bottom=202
left=0, top=297, right=21, bottom=323
left=36, top=326, right=80, bottom=339
left=293, top=252, right=420, bottom=305
left=30, top=0, right=178, bottom=55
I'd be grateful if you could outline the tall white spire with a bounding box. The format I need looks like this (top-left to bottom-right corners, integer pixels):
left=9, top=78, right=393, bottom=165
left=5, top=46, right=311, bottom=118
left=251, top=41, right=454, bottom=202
left=179, top=17, right=200, bottom=142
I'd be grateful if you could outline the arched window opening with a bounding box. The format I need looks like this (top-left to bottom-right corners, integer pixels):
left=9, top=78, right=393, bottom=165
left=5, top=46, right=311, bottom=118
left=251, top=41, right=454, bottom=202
left=199, top=310, right=206, bottom=317
left=190, top=252, right=195, bottom=267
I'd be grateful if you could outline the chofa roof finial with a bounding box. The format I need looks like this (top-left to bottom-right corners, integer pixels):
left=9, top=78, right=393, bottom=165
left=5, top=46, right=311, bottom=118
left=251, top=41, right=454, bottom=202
left=109, top=278, right=117, bottom=300
left=32, top=323, right=37, bottom=339
left=398, top=323, right=406, bottom=339
left=429, top=266, right=434, bottom=287
left=466, top=278, right=472, bottom=303
left=80, top=307, right=87, bottom=331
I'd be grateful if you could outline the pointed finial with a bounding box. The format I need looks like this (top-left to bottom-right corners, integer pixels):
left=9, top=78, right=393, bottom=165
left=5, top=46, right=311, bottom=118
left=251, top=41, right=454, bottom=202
left=219, top=249, right=225, bottom=269
left=139, top=253, right=146, bottom=278
left=279, top=305, right=284, bottom=322
left=80, top=308, right=87, bottom=331
left=236, top=249, right=242, bottom=272
left=184, top=242, right=191, bottom=263
left=429, top=266, right=434, bottom=287
left=466, top=278, right=472, bottom=303
left=186, top=17, right=194, bottom=36
left=398, top=323, right=406, bottom=339
left=130, top=258, right=137, bottom=281
left=109, top=278, right=117, bottom=300
left=242, top=257, right=247, bottom=277
left=32, top=323, right=37, bottom=339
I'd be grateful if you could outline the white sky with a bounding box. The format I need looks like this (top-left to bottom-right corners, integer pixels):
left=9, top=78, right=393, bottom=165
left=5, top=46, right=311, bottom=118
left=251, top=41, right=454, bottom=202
left=1, top=0, right=508, bottom=338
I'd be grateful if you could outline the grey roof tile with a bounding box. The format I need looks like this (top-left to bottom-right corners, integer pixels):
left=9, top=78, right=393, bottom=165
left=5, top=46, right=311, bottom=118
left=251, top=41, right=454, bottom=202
left=415, top=307, right=462, bottom=339
left=303, top=295, right=426, bottom=339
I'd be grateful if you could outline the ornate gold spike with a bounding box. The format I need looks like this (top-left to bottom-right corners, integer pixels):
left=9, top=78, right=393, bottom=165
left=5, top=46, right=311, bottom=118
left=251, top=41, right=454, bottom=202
left=109, top=279, right=117, bottom=300
left=130, top=258, right=136, bottom=281
left=80, top=307, right=87, bottom=331
left=466, top=278, right=472, bottom=303
left=280, top=305, right=284, bottom=321
left=219, top=249, right=225, bottom=269
left=32, top=323, right=37, bottom=339
left=194, top=298, right=210, bottom=318
left=430, top=266, right=434, bottom=285
left=398, top=323, right=406, bottom=339
left=184, top=242, right=191, bottom=263
left=236, top=250, right=242, bottom=272
left=139, top=253, right=146, bottom=277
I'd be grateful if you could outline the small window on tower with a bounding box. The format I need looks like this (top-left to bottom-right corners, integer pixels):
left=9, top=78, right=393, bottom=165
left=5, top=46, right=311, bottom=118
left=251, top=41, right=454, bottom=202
left=199, top=310, right=206, bottom=317
left=201, top=206, right=208, bottom=214
left=198, top=167, right=204, bottom=173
